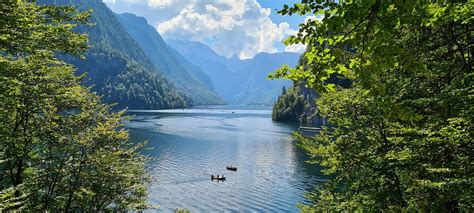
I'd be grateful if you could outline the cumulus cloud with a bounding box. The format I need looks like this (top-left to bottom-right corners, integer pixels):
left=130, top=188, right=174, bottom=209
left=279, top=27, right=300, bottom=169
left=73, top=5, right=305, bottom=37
left=148, top=0, right=173, bottom=8
left=103, top=0, right=303, bottom=59
left=154, top=0, right=294, bottom=59
left=282, top=14, right=326, bottom=54
left=281, top=27, right=305, bottom=53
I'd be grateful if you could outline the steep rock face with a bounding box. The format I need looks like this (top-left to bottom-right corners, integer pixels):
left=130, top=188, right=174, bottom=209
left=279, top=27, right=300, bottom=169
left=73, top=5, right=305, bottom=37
left=167, top=39, right=299, bottom=105
left=116, top=13, right=224, bottom=105
left=39, top=0, right=191, bottom=109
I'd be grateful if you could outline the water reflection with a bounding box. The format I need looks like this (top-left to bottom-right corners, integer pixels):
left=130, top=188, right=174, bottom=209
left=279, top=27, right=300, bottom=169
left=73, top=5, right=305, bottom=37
left=127, top=106, right=326, bottom=212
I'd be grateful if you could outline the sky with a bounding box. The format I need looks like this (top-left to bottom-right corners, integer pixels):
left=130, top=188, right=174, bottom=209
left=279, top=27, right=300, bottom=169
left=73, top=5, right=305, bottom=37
left=103, top=0, right=313, bottom=59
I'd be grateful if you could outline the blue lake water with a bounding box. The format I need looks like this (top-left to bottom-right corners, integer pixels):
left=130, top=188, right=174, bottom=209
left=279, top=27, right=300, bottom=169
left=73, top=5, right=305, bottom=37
left=126, top=106, right=326, bottom=212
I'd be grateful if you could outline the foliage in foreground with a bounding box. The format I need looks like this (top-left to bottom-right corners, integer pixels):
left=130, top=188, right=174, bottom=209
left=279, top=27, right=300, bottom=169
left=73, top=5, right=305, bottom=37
left=0, top=1, right=148, bottom=210
left=272, top=0, right=473, bottom=211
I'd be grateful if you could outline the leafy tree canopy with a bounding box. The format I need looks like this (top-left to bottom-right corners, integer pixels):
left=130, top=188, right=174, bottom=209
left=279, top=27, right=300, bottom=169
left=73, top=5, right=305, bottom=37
left=271, top=0, right=473, bottom=211
left=1, top=1, right=149, bottom=210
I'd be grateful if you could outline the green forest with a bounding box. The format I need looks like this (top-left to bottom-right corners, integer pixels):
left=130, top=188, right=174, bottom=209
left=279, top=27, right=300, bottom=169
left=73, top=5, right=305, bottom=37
left=50, top=0, right=193, bottom=109
left=0, top=1, right=148, bottom=210
left=273, top=85, right=307, bottom=122
left=1, top=0, right=473, bottom=211
left=270, top=0, right=473, bottom=211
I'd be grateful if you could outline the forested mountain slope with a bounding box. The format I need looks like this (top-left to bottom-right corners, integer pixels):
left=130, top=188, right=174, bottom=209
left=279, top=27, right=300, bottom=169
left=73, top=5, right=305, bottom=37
left=39, top=0, right=191, bottom=109
left=116, top=13, right=224, bottom=105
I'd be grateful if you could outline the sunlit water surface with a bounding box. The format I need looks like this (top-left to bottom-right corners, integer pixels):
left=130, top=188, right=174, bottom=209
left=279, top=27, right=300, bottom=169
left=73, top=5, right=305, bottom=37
left=126, top=106, right=326, bottom=212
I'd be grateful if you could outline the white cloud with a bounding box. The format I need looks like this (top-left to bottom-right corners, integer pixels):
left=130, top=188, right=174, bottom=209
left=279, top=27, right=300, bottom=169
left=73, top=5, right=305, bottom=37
left=281, top=14, right=325, bottom=54
left=282, top=27, right=306, bottom=53
left=285, top=43, right=306, bottom=53
left=155, top=0, right=294, bottom=59
left=103, top=0, right=302, bottom=59
left=148, top=0, right=173, bottom=8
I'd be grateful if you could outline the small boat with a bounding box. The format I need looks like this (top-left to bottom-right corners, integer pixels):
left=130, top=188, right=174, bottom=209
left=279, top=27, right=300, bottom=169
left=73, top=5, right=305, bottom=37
left=226, top=166, right=237, bottom=171
left=211, top=175, right=226, bottom=181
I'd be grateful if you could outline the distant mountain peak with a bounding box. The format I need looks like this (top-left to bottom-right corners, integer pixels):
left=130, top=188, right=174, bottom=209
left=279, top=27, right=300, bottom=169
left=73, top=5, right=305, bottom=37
left=167, top=38, right=300, bottom=105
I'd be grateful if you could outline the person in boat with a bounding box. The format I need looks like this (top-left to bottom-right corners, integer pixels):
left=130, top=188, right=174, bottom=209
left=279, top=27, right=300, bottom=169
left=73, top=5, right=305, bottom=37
left=211, top=174, right=214, bottom=179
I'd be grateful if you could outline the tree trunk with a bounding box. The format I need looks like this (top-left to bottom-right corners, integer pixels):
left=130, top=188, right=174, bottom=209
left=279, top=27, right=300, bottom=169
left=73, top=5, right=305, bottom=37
left=445, top=200, right=459, bottom=213
left=14, top=158, right=23, bottom=197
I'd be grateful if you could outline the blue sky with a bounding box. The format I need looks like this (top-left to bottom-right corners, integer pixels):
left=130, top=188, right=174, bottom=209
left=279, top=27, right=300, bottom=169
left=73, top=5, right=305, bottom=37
left=103, top=0, right=310, bottom=59
left=258, top=0, right=308, bottom=28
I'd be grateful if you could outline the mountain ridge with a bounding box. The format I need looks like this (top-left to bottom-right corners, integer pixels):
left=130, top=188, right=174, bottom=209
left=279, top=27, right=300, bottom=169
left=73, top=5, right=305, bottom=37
left=39, top=0, right=192, bottom=109
left=167, top=39, right=299, bottom=105
left=116, top=12, right=224, bottom=105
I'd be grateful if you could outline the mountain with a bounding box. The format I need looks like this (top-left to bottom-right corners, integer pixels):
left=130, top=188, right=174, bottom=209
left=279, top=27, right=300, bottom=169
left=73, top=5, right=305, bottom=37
left=234, top=52, right=299, bottom=104
left=38, top=0, right=191, bottom=109
left=167, top=39, right=299, bottom=105
left=115, top=13, right=224, bottom=105
left=166, top=39, right=239, bottom=101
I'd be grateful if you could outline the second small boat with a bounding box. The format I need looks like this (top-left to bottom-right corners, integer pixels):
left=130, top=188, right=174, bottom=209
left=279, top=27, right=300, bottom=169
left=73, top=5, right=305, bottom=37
left=226, top=166, right=237, bottom=171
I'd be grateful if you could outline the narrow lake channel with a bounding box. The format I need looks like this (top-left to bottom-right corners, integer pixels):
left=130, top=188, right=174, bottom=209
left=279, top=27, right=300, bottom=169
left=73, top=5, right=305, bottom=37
left=127, top=106, right=326, bottom=212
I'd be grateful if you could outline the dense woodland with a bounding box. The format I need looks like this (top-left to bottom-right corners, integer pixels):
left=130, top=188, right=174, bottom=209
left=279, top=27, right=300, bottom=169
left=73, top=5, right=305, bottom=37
left=271, top=0, right=473, bottom=211
left=272, top=85, right=307, bottom=122
left=43, top=0, right=193, bottom=109
left=0, top=1, right=148, bottom=210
